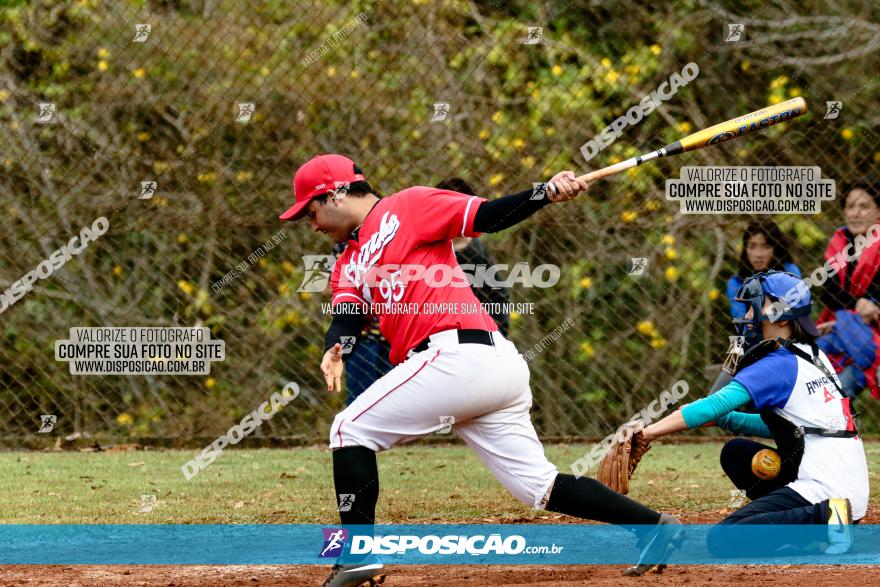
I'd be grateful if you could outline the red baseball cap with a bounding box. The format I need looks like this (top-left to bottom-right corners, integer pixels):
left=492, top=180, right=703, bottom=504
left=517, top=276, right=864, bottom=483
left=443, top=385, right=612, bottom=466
left=279, top=154, right=366, bottom=221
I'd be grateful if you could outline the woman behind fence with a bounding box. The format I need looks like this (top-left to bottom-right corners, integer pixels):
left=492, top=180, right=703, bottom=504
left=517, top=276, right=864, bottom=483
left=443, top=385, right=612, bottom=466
left=818, top=176, right=880, bottom=400
left=726, top=220, right=800, bottom=319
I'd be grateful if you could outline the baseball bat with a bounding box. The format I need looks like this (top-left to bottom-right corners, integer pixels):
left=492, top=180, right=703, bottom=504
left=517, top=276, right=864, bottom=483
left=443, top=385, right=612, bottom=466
left=550, top=97, right=808, bottom=193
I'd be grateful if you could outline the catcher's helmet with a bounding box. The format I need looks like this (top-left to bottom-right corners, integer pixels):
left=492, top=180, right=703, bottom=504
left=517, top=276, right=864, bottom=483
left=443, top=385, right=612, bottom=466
left=733, top=270, right=821, bottom=350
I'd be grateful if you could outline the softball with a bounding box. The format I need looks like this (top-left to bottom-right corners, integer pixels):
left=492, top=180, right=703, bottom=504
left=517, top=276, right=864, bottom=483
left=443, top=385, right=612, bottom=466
left=751, top=449, right=782, bottom=480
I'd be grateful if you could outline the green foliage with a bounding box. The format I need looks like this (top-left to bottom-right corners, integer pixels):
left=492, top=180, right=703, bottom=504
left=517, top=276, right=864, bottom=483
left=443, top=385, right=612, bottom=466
left=1, top=0, right=878, bottom=441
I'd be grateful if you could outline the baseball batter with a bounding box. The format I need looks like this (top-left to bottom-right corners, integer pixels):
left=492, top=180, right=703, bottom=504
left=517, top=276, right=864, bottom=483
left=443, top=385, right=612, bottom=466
left=280, top=154, right=680, bottom=586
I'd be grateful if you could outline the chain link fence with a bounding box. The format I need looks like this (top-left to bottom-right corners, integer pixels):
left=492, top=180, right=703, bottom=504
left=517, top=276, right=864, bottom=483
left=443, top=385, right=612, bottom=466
left=2, top=0, right=879, bottom=447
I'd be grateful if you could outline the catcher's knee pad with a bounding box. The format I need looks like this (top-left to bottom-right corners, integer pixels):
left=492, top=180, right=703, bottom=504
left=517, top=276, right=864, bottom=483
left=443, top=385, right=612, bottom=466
left=720, top=439, right=765, bottom=483
left=720, top=438, right=785, bottom=500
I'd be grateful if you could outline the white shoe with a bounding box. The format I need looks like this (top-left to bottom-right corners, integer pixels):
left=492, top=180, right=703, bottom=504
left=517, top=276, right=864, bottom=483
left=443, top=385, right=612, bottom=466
left=624, top=513, right=682, bottom=576
left=322, top=561, right=385, bottom=587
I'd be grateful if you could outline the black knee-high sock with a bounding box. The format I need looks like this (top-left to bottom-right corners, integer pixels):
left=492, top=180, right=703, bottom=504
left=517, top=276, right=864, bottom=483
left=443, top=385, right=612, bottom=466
left=332, top=446, right=379, bottom=525
left=545, top=473, right=661, bottom=525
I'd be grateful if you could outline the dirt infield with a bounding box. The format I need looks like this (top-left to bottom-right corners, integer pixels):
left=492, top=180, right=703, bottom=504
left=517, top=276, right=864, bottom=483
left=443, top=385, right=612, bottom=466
left=4, top=512, right=878, bottom=586
left=3, top=563, right=879, bottom=586
left=3, top=492, right=875, bottom=585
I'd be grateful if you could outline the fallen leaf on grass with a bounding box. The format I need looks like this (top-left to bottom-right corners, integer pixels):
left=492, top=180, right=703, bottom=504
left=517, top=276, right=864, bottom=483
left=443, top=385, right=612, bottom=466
left=128, top=461, right=145, bottom=467
left=106, top=444, right=141, bottom=452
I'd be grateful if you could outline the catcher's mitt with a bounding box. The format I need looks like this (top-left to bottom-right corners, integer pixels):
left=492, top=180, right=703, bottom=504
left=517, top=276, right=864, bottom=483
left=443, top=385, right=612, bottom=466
left=597, top=429, right=652, bottom=494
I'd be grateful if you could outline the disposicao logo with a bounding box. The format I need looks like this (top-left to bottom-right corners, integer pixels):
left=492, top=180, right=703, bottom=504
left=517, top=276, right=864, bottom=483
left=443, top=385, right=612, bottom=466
left=320, top=528, right=349, bottom=558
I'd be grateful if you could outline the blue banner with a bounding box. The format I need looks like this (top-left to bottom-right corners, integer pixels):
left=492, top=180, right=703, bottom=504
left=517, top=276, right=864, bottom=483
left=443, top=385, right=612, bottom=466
left=1, top=524, right=877, bottom=565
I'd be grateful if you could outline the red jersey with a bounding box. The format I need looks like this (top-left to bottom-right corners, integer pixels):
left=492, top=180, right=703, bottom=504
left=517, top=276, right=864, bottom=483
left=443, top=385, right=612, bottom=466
left=330, top=187, right=498, bottom=364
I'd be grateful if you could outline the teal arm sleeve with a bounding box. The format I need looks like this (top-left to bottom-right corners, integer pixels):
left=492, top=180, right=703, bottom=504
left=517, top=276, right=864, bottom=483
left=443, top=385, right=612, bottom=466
left=680, top=381, right=771, bottom=437
left=716, top=410, right=773, bottom=438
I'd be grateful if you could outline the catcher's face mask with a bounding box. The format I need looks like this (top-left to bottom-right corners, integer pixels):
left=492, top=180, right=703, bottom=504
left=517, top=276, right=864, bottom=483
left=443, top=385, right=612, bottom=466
left=732, top=270, right=813, bottom=351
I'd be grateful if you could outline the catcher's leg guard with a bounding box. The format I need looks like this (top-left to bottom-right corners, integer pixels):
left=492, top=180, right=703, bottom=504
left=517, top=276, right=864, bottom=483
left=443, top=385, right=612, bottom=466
left=707, top=487, right=826, bottom=556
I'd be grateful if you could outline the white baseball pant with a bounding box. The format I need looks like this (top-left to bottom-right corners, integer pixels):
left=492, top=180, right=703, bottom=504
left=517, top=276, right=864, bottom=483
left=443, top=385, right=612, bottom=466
left=329, top=329, right=559, bottom=508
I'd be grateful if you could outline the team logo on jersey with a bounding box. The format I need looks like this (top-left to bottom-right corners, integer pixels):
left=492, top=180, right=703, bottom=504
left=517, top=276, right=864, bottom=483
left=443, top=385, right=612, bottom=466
left=320, top=528, right=349, bottom=558
left=805, top=375, right=835, bottom=396
left=344, top=212, right=400, bottom=287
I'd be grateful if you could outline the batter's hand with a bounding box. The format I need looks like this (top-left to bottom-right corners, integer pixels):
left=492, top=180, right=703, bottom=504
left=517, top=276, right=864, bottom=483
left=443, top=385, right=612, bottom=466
left=547, top=171, right=591, bottom=202
left=321, top=343, right=344, bottom=393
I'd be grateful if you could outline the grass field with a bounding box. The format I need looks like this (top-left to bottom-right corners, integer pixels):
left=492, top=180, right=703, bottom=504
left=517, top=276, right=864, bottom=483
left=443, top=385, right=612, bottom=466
left=2, top=441, right=879, bottom=524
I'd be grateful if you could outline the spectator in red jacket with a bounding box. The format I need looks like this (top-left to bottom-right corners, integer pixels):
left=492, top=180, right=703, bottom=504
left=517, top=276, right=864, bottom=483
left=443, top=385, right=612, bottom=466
left=819, top=176, right=880, bottom=399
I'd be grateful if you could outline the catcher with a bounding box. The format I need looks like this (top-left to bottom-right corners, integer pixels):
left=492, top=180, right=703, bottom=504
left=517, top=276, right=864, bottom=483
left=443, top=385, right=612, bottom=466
left=598, top=270, right=868, bottom=555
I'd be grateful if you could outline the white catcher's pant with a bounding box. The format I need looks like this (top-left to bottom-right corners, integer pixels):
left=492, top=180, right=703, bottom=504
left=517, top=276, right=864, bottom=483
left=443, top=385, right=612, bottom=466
left=329, top=330, right=559, bottom=508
